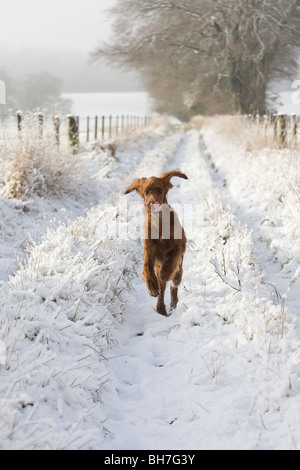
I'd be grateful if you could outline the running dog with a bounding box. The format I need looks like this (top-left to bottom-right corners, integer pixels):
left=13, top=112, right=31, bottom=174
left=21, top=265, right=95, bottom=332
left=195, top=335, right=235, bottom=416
left=124, top=170, right=188, bottom=316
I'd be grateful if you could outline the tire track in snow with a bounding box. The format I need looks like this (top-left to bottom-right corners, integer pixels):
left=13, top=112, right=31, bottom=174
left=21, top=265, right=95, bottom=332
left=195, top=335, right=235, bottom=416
left=101, top=133, right=193, bottom=450
left=102, top=132, right=206, bottom=450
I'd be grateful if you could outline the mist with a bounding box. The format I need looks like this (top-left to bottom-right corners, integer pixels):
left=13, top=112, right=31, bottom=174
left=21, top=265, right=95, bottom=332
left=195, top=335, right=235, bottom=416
left=0, top=0, right=143, bottom=94
left=0, top=44, right=143, bottom=93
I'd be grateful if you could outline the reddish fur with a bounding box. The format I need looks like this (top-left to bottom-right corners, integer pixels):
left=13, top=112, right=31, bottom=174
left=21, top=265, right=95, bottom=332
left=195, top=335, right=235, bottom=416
left=124, top=170, right=188, bottom=316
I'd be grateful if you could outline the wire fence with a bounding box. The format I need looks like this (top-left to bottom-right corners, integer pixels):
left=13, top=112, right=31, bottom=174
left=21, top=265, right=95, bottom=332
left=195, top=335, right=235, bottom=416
left=0, top=111, right=153, bottom=152
left=1, top=111, right=298, bottom=151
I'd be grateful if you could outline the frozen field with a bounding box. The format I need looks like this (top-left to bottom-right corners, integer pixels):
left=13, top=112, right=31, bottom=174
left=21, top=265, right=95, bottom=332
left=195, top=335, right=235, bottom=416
left=62, top=92, right=153, bottom=117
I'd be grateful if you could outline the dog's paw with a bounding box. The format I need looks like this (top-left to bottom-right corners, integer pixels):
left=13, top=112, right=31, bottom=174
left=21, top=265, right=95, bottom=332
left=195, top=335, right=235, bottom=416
left=147, top=278, right=160, bottom=297
left=148, top=287, right=160, bottom=298
left=156, top=303, right=168, bottom=316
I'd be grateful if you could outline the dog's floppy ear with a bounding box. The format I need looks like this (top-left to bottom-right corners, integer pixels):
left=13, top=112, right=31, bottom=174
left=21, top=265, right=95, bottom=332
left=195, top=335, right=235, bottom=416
left=159, top=170, right=188, bottom=185
left=124, top=178, right=145, bottom=195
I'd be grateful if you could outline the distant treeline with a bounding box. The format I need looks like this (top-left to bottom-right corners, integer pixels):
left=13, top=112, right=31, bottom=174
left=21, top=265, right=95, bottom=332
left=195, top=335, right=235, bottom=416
left=0, top=70, right=72, bottom=115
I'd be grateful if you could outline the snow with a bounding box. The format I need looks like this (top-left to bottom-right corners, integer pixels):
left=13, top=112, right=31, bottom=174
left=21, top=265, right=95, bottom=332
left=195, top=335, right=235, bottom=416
left=62, top=92, right=153, bottom=117
left=0, top=120, right=300, bottom=450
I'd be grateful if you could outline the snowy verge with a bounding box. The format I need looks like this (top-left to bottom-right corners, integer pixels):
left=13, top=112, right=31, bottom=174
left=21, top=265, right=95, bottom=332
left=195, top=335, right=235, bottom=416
left=0, top=203, right=141, bottom=449
left=201, top=118, right=300, bottom=287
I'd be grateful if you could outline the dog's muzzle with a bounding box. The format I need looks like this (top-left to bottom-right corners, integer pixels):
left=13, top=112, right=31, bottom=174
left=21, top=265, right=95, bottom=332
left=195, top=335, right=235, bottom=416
left=151, top=201, right=162, bottom=212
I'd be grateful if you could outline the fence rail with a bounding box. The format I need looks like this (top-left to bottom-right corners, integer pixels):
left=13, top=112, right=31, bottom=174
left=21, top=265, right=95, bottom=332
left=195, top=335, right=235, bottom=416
left=0, top=111, right=152, bottom=152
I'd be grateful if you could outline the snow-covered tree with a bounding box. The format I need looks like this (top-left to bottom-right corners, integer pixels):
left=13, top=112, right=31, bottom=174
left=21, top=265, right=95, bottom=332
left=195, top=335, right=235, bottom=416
left=93, top=0, right=300, bottom=117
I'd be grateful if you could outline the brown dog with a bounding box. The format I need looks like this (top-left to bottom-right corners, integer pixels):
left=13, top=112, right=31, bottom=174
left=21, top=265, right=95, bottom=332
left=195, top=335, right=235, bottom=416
left=124, top=170, right=188, bottom=316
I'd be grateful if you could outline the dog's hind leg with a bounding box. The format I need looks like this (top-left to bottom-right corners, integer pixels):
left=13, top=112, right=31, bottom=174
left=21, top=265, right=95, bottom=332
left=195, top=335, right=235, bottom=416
left=170, top=284, right=178, bottom=311
left=157, top=280, right=167, bottom=316
left=155, top=265, right=167, bottom=316
left=170, top=260, right=183, bottom=311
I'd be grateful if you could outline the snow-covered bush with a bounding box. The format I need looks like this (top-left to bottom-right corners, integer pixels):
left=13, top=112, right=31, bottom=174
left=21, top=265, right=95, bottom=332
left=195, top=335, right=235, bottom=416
left=204, top=115, right=280, bottom=152
left=0, top=114, right=86, bottom=199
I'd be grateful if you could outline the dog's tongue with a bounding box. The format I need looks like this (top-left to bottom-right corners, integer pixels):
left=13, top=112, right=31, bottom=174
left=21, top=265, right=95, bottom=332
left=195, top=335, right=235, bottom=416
left=153, top=201, right=162, bottom=212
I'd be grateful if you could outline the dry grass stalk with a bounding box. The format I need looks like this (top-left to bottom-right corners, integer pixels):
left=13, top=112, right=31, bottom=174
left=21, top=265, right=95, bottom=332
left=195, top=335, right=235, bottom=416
left=0, top=115, right=86, bottom=199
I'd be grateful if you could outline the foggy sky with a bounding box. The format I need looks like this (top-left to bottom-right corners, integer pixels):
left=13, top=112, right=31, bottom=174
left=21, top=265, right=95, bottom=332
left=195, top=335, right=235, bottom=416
left=0, top=0, right=115, bottom=51
left=0, top=0, right=143, bottom=92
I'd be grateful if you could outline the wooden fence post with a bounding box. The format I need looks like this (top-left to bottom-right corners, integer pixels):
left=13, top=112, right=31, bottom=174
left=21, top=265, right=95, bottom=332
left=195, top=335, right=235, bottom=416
left=53, top=116, right=60, bottom=148
left=94, top=115, right=98, bottom=141
left=116, top=115, right=119, bottom=136
left=271, top=113, right=277, bottom=141
left=290, top=114, right=297, bottom=147
left=109, top=115, right=112, bottom=139
left=67, top=115, right=79, bottom=153
left=102, top=116, right=105, bottom=139
left=86, top=115, right=90, bottom=143
left=38, top=112, right=44, bottom=138
left=17, top=111, right=22, bottom=133
left=277, top=114, right=287, bottom=148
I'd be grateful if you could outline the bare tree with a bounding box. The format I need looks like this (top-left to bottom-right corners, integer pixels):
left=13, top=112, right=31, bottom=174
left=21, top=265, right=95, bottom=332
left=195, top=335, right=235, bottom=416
left=93, top=0, right=300, bottom=117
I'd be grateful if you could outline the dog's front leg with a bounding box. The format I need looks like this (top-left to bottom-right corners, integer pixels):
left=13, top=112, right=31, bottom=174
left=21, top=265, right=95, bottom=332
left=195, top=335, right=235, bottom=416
left=160, top=251, right=181, bottom=282
left=142, top=253, right=159, bottom=298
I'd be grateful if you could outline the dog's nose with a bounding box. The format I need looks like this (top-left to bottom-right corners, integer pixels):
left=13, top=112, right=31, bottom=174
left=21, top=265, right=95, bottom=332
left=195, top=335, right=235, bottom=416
left=151, top=201, right=162, bottom=212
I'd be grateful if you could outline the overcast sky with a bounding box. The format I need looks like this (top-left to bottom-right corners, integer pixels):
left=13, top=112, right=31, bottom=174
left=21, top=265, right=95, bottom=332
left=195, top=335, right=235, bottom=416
left=0, top=0, right=116, bottom=51
left=0, top=0, right=143, bottom=92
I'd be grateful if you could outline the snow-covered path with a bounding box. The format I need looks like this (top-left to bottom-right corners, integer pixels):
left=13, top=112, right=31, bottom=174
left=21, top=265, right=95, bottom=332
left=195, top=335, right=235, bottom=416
left=101, top=130, right=300, bottom=450
left=1, top=126, right=300, bottom=450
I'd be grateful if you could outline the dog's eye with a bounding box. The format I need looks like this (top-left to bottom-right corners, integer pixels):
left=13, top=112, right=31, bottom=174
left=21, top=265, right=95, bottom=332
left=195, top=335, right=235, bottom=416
left=158, top=188, right=163, bottom=194
left=145, top=190, right=149, bottom=195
